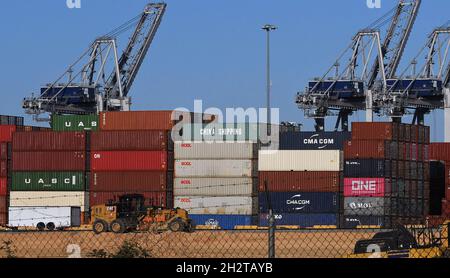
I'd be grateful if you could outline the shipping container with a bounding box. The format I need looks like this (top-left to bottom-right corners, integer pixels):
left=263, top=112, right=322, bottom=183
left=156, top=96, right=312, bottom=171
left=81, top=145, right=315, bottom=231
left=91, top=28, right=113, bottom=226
left=100, top=111, right=216, bottom=131
left=12, top=152, right=85, bottom=171
left=258, top=150, right=342, bottom=171
left=0, top=142, right=8, bottom=160
left=0, top=115, right=23, bottom=126
left=91, top=171, right=171, bottom=192
left=51, top=114, right=99, bottom=131
left=343, top=178, right=386, bottom=197
left=175, top=160, right=257, bottom=178
left=174, top=178, right=256, bottom=196
left=11, top=172, right=85, bottom=191
left=91, top=151, right=167, bottom=171
left=258, top=171, right=340, bottom=192
left=279, top=131, right=351, bottom=150
left=342, top=215, right=386, bottom=228
left=344, top=140, right=391, bottom=160
left=0, top=212, right=6, bottom=226
left=181, top=123, right=263, bottom=142
left=9, top=191, right=88, bottom=211
left=0, top=125, right=16, bottom=142
left=258, top=192, right=339, bottom=213
left=430, top=143, right=450, bottom=162
left=174, top=141, right=257, bottom=159
left=343, top=197, right=389, bottom=216
left=351, top=122, right=398, bottom=141
left=0, top=178, right=6, bottom=196
left=174, top=196, right=257, bottom=215
left=8, top=207, right=81, bottom=228
left=91, top=131, right=170, bottom=151
left=12, top=132, right=86, bottom=151
left=89, top=191, right=170, bottom=209
left=344, top=159, right=390, bottom=178
left=189, top=214, right=255, bottom=230
left=259, top=213, right=338, bottom=227
left=0, top=196, right=6, bottom=213
left=0, top=160, right=6, bottom=177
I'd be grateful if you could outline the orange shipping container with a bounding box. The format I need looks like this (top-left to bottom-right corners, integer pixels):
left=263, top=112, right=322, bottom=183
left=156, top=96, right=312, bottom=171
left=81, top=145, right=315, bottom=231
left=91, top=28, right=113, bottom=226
left=351, top=122, right=399, bottom=141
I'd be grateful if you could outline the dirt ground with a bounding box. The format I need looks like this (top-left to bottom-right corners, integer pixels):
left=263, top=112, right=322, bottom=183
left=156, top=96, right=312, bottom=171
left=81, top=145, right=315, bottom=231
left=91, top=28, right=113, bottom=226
left=0, top=229, right=377, bottom=258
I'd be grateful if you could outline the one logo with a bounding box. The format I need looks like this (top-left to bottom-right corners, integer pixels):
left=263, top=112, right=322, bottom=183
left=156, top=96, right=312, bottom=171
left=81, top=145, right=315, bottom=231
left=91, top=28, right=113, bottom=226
left=367, top=0, right=381, bottom=9
left=286, top=194, right=310, bottom=211
left=303, top=134, right=334, bottom=149
left=66, top=0, right=81, bottom=9
left=351, top=180, right=377, bottom=193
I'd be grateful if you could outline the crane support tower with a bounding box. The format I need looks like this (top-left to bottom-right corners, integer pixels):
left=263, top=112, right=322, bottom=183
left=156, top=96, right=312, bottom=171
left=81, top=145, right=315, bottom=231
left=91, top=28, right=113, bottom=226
left=22, top=2, right=167, bottom=120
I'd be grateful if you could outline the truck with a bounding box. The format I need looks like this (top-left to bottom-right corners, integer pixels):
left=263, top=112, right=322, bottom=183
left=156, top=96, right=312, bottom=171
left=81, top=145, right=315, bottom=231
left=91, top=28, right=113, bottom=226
left=8, top=207, right=81, bottom=231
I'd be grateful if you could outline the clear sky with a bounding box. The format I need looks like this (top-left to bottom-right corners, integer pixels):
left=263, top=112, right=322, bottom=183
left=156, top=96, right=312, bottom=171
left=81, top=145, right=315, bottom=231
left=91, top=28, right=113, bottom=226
left=0, top=0, right=449, bottom=141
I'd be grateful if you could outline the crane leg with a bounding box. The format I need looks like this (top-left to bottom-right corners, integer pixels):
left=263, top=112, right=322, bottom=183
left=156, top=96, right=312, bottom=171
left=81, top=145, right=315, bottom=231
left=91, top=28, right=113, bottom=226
left=314, top=118, right=325, bottom=132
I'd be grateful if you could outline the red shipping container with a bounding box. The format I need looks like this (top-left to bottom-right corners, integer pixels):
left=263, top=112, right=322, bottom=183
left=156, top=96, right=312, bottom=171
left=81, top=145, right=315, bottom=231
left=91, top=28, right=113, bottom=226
left=0, top=160, right=6, bottom=177
left=99, top=111, right=216, bottom=131
left=89, top=191, right=171, bottom=208
left=0, top=178, right=6, bottom=196
left=351, top=122, right=398, bottom=141
left=429, top=143, right=450, bottom=161
left=404, top=124, right=411, bottom=142
left=12, top=132, right=86, bottom=151
left=411, top=125, right=418, bottom=143
left=91, top=130, right=168, bottom=151
left=12, top=151, right=85, bottom=171
left=410, top=143, right=418, bottom=161
left=0, top=196, right=6, bottom=213
left=91, top=171, right=172, bottom=192
left=344, top=178, right=386, bottom=197
left=258, top=171, right=340, bottom=192
left=91, top=151, right=167, bottom=171
left=0, top=126, right=16, bottom=142
left=0, top=212, right=6, bottom=226
left=344, top=140, right=388, bottom=159
left=0, top=142, right=7, bottom=160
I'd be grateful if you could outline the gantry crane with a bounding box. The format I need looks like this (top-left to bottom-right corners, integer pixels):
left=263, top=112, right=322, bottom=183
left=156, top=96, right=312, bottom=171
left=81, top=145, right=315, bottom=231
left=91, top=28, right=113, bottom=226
left=295, top=0, right=421, bottom=131
left=22, top=2, right=167, bottom=120
left=378, top=22, right=450, bottom=140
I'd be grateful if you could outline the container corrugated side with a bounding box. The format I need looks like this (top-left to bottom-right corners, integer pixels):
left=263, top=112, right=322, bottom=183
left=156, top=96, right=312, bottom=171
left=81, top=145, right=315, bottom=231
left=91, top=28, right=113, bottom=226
left=0, top=143, right=8, bottom=160
left=91, top=151, right=167, bottom=171
left=279, top=131, right=351, bottom=150
left=91, top=171, right=171, bottom=192
left=0, top=161, right=7, bottom=177
left=344, top=140, right=390, bottom=159
left=51, top=114, right=99, bottom=131
left=343, top=197, right=389, bottom=215
left=174, top=178, right=256, bottom=196
left=343, top=178, right=386, bottom=197
left=12, top=152, right=86, bottom=171
left=258, top=192, right=339, bottom=213
left=189, top=214, right=255, bottom=230
left=0, top=126, right=16, bottom=142
left=344, top=159, right=390, bottom=178
left=430, top=143, right=450, bottom=161
left=175, top=160, right=257, bottom=178
left=0, top=178, right=6, bottom=196
left=11, top=172, right=85, bottom=191
left=174, top=142, right=257, bottom=159
left=351, top=122, right=398, bottom=141
left=91, top=131, right=169, bottom=151
left=9, top=191, right=88, bottom=212
left=342, top=215, right=387, bottom=228
left=258, top=171, right=340, bottom=192
left=174, top=196, right=257, bottom=215
left=12, top=132, right=86, bottom=152
left=89, top=191, right=170, bottom=209
left=258, top=150, right=342, bottom=171
left=0, top=196, right=6, bottom=213
left=259, top=213, right=338, bottom=227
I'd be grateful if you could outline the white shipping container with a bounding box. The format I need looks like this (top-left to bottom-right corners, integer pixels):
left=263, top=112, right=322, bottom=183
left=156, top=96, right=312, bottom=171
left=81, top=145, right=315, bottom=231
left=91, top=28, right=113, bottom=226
left=8, top=207, right=81, bottom=229
left=174, top=196, right=257, bottom=215
left=174, top=142, right=257, bottom=159
left=174, top=178, right=256, bottom=196
left=175, top=160, right=257, bottom=177
left=9, top=192, right=89, bottom=212
left=258, top=150, right=342, bottom=171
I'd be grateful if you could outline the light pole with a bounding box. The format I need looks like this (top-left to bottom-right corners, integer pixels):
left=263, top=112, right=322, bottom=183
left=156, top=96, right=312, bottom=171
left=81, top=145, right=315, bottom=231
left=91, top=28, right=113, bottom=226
left=262, top=24, right=277, bottom=132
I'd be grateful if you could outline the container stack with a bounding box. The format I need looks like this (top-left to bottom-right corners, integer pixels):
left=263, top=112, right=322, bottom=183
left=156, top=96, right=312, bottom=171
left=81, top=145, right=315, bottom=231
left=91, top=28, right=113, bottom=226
left=0, top=115, right=24, bottom=226
left=343, top=122, right=430, bottom=228
left=258, top=131, right=348, bottom=227
left=10, top=131, right=88, bottom=224
left=429, top=143, right=450, bottom=217
left=174, top=137, right=259, bottom=230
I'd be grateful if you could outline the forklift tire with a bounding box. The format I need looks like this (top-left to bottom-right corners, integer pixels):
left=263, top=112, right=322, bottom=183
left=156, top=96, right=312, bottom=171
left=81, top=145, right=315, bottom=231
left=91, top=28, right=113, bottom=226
left=168, top=219, right=183, bottom=232
left=93, top=220, right=109, bottom=234
left=110, top=219, right=126, bottom=234
left=36, top=222, right=46, bottom=231
left=185, top=223, right=194, bottom=233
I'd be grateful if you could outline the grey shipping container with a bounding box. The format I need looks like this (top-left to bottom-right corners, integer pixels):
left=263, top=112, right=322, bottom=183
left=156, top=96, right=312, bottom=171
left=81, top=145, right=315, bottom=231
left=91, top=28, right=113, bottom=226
left=279, top=131, right=351, bottom=150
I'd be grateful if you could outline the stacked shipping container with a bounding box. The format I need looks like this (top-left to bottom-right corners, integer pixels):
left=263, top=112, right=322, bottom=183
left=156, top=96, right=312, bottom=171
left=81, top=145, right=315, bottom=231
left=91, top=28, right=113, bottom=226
left=429, top=143, right=450, bottom=216
left=343, top=123, right=430, bottom=228
left=258, top=132, right=348, bottom=227
left=174, top=141, right=258, bottom=230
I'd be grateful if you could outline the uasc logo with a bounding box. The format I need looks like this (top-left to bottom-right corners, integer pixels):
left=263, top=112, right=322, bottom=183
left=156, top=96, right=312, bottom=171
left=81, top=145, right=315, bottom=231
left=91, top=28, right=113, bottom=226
left=286, top=194, right=310, bottom=210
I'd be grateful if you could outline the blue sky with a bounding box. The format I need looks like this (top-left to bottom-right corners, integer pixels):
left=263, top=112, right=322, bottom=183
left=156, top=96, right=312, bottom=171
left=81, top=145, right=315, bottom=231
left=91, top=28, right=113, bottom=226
left=0, top=0, right=449, bottom=141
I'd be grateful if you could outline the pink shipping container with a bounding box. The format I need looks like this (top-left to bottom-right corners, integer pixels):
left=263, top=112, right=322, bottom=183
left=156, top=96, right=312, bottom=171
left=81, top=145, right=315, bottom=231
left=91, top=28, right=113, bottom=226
left=91, top=151, right=168, bottom=171
left=91, top=130, right=169, bottom=151
left=89, top=191, right=171, bottom=208
left=0, top=126, right=16, bottom=142
left=12, top=132, right=86, bottom=151
left=344, top=178, right=386, bottom=197
left=0, top=178, right=6, bottom=196
left=12, top=152, right=85, bottom=171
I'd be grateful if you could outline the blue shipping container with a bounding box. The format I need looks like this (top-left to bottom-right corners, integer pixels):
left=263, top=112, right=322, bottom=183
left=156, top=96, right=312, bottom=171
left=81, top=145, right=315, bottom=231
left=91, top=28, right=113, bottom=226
left=190, top=214, right=255, bottom=230
left=279, top=131, right=351, bottom=150
left=342, top=215, right=386, bottom=229
left=259, top=213, right=338, bottom=227
left=258, top=192, right=339, bottom=213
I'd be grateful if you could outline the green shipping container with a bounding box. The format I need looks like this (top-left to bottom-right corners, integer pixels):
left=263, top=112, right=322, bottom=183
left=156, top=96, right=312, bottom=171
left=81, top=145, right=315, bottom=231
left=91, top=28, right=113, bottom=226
left=11, top=172, right=85, bottom=191
left=51, top=114, right=99, bottom=131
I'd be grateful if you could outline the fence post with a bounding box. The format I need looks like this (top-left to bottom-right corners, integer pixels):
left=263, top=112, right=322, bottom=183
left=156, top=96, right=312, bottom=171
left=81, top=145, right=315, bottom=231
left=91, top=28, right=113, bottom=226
left=265, top=180, right=275, bottom=258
